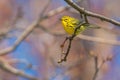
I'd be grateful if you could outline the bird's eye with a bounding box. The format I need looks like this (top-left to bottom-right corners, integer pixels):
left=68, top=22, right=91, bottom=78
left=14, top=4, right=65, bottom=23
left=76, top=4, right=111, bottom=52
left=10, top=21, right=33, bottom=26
left=64, top=19, right=68, bottom=22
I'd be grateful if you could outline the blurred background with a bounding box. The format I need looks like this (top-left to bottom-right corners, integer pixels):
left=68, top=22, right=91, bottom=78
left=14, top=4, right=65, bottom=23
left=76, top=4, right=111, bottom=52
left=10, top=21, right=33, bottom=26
left=0, top=0, right=120, bottom=80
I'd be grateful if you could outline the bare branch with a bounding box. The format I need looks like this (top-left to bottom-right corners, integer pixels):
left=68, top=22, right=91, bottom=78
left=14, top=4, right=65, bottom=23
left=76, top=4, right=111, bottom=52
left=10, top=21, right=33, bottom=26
left=0, top=5, right=70, bottom=56
left=37, top=22, right=120, bottom=46
left=77, top=34, right=120, bottom=45
left=92, top=56, right=98, bottom=80
left=8, top=59, right=35, bottom=69
left=64, top=0, right=120, bottom=26
left=0, top=59, right=37, bottom=80
left=58, top=22, right=87, bottom=63
left=39, top=0, right=52, bottom=19
left=0, top=21, right=38, bottom=56
left=43, top=6, right=70, bottom=19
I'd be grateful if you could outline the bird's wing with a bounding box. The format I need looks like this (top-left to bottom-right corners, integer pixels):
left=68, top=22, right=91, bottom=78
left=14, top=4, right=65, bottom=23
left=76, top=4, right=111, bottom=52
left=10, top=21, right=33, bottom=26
left=71, top=19, right=80, bottom=25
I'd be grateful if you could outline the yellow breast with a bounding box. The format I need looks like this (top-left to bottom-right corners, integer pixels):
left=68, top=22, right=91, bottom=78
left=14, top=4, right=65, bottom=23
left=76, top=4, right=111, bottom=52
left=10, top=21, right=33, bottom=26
left=61, top=16, right=86, bottom=35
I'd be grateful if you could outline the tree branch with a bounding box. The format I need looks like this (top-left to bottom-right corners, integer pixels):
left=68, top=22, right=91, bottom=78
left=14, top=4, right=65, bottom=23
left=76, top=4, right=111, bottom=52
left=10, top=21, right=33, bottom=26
left=92, top=56, right=98, bottom=80
left=64, top=0, right=120, bottom=26
left=0, top=59, right=37, bottom=80
left=77, top=34, right=120, bottom=45
left=58, top=22, right=87, bottom=63
left=0, top=6, right=70, bottom=56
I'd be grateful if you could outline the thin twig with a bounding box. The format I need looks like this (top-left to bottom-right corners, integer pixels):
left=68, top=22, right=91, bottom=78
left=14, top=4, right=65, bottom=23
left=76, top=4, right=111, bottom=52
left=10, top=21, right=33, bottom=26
left=93, top=56, right=98, bottom=80
left=8, top=59, right=35, bottom=69
left=58, top=22, right=87, bottom=63
left=63, top=37, right=73, bottom=61
left=92, top=57, right=107, bottom=80
left=84, top=14, right=89, bottom=23
left=39, top=0, right=52, bottom=19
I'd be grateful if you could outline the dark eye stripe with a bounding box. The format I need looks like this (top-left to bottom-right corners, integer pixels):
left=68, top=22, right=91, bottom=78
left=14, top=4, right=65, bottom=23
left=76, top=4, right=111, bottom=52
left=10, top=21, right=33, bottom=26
left=69, top=26, right=72, bottom=27
left=64, top=19, right=68, bottom=22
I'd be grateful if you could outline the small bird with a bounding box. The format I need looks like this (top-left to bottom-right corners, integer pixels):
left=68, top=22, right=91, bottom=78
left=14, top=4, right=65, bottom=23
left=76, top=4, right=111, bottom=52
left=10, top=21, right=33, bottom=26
left=61, top=16, right=100, bottom=36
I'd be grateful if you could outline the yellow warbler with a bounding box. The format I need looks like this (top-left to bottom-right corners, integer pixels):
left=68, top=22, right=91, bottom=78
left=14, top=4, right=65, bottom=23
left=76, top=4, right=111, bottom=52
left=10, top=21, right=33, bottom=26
left=61, top=16, right=87, bottom=35
left=61, top=16, right=100, bottom=35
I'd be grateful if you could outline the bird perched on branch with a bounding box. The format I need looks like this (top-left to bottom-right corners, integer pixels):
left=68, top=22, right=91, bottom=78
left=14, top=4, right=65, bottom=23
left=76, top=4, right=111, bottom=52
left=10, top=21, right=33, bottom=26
left=61, top=16, right=100, bottom=36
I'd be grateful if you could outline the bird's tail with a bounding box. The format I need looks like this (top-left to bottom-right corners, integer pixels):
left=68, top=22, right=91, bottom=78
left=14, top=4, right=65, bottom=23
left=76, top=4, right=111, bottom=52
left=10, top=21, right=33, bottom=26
left=84, top=23, right=101, bottom=29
